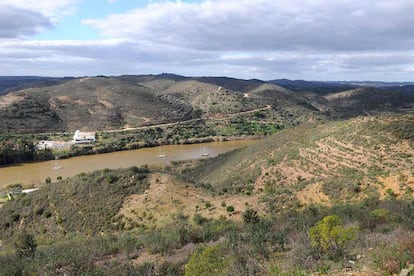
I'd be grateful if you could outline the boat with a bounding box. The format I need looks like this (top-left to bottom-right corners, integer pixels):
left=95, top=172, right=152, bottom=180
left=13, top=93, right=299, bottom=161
left=157, top=147, right=167, bottom=158
left=53, top=157, right=62, bottom=170
left=201, top=146, right=209, bottom=157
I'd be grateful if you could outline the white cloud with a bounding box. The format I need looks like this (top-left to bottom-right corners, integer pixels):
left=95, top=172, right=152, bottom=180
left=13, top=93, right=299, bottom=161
left=0, top=0, right=79, bottom=20
left=83, top=0, right=414, bottom=52
left=0, top=0, right=414, bottom=81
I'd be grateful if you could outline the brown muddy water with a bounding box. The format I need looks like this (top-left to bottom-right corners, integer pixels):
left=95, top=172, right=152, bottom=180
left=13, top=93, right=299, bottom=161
left=0, top=140, right=257, bottom=188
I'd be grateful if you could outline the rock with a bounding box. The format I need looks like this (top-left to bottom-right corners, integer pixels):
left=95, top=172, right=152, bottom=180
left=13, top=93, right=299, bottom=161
left=400, top=264, right=414, bottom=276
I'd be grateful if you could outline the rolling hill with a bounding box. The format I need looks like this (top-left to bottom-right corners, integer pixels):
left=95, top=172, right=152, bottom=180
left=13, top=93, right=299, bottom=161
left=0, top=76, right=194, bottom=133
left=1, top=74, right=414, bottom=134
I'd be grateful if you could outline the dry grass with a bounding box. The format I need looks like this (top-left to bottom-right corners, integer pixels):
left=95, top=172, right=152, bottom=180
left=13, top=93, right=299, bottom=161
left=0, top=92, right=24, bottom=108
left=119, top=172, right=266, bottom=228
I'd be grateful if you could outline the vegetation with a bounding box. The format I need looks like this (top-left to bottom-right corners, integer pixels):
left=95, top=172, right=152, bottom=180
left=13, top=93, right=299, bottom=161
left=0, top=135, right=53, bottom=165
left=309, top=215, right=358, bottom=258
left=1, top=75, right=414, bottom=274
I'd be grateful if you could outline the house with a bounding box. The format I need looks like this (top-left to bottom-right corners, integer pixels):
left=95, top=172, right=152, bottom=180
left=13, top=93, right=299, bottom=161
left=73, top=130, right=96, bottom=144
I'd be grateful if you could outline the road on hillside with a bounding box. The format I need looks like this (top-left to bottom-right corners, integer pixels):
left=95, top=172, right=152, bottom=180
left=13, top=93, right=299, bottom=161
left=105, top=104, right=271, bottom=133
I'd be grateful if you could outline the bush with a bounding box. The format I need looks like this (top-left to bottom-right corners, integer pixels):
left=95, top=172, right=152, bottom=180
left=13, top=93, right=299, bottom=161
left=371, top=232, right=414, bottom=274
left=309, top=215, right=358, bottom=259
left=185, top=244, right=233, bottom=276
left=105, top=174, right=119, bottom=184
left=193, top=213, right=207, bottom=225
left=226, top=206, right=235, bottom=213
left=14, top=231, right=36, bottom=258
left=243, top=209, right=259, bottom=224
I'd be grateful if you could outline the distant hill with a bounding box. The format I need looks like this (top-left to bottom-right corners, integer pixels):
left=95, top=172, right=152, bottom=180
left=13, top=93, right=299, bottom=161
left=0, top=74, right=414, bottom=133
left=0, top=76, right=194, bottom=133
left=323, top=87, right=414, bottom=118
left=0, top=76, right=73, bottom=95
left=269, top=79, right=357, bottom=94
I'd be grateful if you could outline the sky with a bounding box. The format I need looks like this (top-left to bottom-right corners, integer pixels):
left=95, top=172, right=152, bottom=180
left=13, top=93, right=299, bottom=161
left=0, top=0, right=413, bottom=81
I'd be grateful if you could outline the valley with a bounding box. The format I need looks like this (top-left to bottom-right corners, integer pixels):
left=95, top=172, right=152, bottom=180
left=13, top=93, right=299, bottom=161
left=0, top=74, right=413, bottom=275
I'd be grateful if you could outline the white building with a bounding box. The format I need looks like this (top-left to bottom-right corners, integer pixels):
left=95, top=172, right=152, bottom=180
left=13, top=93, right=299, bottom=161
left=73, top=130, right=96, bottom=144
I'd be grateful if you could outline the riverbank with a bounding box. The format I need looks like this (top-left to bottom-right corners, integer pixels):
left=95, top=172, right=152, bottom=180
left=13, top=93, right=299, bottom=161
left=0, top=139, right=258, bottom=189
left=58, top=134, right=264, bottom=160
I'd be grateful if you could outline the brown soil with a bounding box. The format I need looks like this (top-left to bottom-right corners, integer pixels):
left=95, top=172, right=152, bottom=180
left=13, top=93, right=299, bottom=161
left=119, top=173, right=266, bottom=228
left=296, top=182, right=331, bottom=206
left=0, top=93, right=24, bottom=108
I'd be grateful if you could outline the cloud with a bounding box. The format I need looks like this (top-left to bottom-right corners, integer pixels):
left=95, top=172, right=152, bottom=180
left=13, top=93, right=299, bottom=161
left=0, top=38, right=413, bottom=81
left=0, top=0, right=80, bottom=38
left=84, top=0, right=414, bottom=52
left=0, top=5, right=52, bottom=38
left=0, top=0, right=79, bottom=20
left=0, top=0, right=413, bottom=81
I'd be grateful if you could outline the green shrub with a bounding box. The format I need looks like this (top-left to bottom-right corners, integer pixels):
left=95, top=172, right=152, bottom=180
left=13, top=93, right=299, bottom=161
left=185, top=244, right=233, bottom=276
left=14, top=231, right=36, bottom=258
left=193, top=213, right=207, bottom=225
left=309, top=215, right=358, bottom=258
left=243, top=209, right=259, bottom=224
left=105, top=174, right=119, bottom=184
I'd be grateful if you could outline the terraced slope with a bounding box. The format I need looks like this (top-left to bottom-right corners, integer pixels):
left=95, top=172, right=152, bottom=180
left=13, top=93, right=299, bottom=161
left=185, top=114, right=414, bottom=206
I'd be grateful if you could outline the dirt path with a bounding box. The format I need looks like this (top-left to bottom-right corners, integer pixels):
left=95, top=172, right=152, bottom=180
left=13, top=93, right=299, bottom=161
left=105, top=104, right=271, bottom=133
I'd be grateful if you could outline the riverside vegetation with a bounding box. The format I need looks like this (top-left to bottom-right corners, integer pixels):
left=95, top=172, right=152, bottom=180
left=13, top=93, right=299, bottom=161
left=0, top=74, right=414, bottom=274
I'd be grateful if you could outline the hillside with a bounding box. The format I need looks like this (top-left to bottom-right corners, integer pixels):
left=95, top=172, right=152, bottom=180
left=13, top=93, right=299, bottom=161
left=323, top=87, right=414, bottom=118
left=0, top=76, right=72, bottom=96
left=184, top=114, right=414, bottom=206
left=1, top=74, right=414, bottom=134
left=1, top=114, right=414, bottom=274
left=0, top=76, right=194, bottom=133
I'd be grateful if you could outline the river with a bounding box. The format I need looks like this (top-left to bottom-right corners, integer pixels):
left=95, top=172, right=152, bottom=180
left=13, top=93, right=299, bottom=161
left=0, top=140, right=257, bottom=189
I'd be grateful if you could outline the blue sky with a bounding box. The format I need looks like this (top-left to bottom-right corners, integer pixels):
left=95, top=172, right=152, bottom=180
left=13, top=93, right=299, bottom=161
left=0, top=0, right=413, bottom=81
left=35, top=0, right=165, bottom=40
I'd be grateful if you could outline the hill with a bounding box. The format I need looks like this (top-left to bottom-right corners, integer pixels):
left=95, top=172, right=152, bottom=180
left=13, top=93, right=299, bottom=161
left=0, top=76, right=73, bottom=96
left=1, top=74, right=414, bottom=134
left=184, top=114, right=414, bottom=206
left=269, top=78, right=357, bottom=94
left=1, top=114, right=414, bottom=274
left=0, top=76, right=194, bottom=133
left=323, top=87, right=414, bottom=118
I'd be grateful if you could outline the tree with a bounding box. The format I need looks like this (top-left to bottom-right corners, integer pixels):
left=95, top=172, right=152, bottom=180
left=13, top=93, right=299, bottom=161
left=14, top=231, right=37, bottom=258
left=309, top=215, right=358, bottom=258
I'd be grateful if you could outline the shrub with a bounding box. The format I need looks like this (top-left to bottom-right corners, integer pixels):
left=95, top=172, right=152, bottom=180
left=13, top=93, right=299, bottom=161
left=105, top=174, right=119, bottom=184
left=193, top=213, right=207, bottom=225
left=371, top=232, right=414, bottom=274
left=226, top=206, right=235, bottom=213
left=185, top=244, right=233, bottom=276
left=309, top=215, right=358, bottom=258
left=243, top=209, right=259, bottom=224
left=14, top=231, right=36, bottom=258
